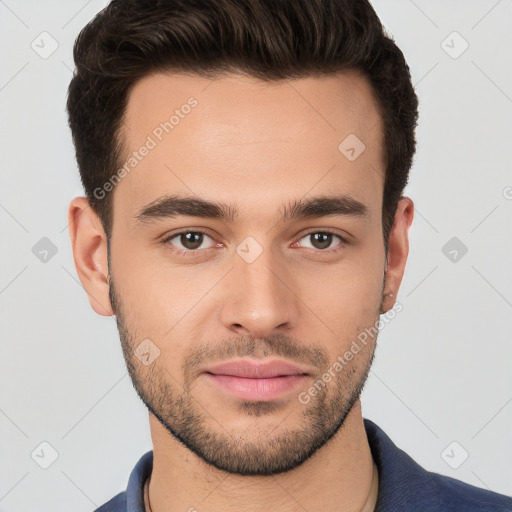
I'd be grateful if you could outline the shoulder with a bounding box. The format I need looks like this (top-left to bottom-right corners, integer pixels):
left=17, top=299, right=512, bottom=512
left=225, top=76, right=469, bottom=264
left=93, top=491, right=127, bottom=512
left=363, top=418, right=512, bottom=512
left=429, top=471, right=512, bottom=511
left=91, top=449, right=152, bottom=511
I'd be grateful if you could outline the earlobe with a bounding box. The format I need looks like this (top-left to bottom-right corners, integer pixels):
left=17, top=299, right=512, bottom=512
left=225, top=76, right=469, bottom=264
left=67, top=197, right=114, bottom=316
left=380, top=197, right=414, bottom=314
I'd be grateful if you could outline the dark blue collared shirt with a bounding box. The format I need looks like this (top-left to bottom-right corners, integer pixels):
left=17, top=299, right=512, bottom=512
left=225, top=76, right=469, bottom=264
left=95, top=418, right=512, bottom=511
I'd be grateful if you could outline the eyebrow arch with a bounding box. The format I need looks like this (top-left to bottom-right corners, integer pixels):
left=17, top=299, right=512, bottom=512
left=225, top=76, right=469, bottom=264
left=133, top=193, right=369, bottom=225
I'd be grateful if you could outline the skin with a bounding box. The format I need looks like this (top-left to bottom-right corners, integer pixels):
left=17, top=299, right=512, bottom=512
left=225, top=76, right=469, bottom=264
left=68, top=70, right=414, bottom=512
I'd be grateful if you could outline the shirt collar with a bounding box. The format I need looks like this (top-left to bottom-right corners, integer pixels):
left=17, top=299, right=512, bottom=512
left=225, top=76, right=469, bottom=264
left=363, top=418, right=438, bottom=511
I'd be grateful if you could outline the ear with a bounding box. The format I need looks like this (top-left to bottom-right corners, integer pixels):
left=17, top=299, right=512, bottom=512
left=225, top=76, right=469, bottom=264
left=381, top=196, right=414, bottom=314
left=67, top=197, right=114, bottom=316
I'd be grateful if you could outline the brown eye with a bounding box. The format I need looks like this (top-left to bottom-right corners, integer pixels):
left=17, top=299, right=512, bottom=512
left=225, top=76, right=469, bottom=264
left=163, top=230, right=215, bottom=254
left=297, top=231, right=345, bottom=251
left=310, top=232, right=333, bottom=249
left=179, top=232, right=204, bottom=250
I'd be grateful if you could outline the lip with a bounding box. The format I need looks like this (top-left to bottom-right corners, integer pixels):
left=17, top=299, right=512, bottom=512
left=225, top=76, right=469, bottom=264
left=204, top=359, right=310, bottom=378
left=202, top=359, right=311, bottom=401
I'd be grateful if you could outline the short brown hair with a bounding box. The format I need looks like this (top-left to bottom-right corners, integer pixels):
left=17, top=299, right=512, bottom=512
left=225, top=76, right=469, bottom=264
left=66, top=0, right=419, bottom=251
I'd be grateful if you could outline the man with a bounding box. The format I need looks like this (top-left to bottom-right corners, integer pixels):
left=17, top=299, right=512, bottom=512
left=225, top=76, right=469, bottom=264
left=66, top=0, right=512, bottom=511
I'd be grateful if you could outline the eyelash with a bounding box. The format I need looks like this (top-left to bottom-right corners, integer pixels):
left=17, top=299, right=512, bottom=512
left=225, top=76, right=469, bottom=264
left=161, top=228, right=350, bottom=257
left=161, top=229, right=220, bottom=258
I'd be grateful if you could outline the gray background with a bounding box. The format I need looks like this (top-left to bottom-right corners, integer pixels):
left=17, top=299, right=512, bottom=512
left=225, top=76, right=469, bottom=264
left=1, top=0, right=511, bottom=510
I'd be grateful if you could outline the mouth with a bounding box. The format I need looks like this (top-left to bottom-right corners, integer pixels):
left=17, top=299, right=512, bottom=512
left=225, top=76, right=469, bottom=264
left=202, top=358, right=311, bottom=401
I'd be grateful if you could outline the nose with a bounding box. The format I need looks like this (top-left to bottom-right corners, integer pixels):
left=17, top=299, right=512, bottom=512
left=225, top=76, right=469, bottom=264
left=219, top=247, right=299, bottom=339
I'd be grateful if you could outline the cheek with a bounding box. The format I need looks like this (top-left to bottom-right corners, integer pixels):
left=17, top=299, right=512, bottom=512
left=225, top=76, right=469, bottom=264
left=299, top=256, right=383, bottom=352
left=113, top=238, right=187, bottom=311
left=112, top=246, right=219, bottom=367
left=307, top=249, right=383, bottom=308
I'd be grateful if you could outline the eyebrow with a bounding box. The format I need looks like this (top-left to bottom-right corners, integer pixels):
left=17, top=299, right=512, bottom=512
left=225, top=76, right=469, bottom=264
left=134, top=193, right=369, bottom=225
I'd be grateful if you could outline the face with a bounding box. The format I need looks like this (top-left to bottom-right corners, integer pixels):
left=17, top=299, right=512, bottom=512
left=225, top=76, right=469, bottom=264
left=75, top=70, right=411, bottom=476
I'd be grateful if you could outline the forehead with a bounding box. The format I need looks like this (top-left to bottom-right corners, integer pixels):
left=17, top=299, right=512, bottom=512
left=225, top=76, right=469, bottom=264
left=115, top=70, right=385, bottom=223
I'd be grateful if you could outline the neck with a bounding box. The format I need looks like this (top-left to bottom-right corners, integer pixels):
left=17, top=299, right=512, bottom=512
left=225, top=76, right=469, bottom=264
left=147, top=400, right=378, bottom=512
